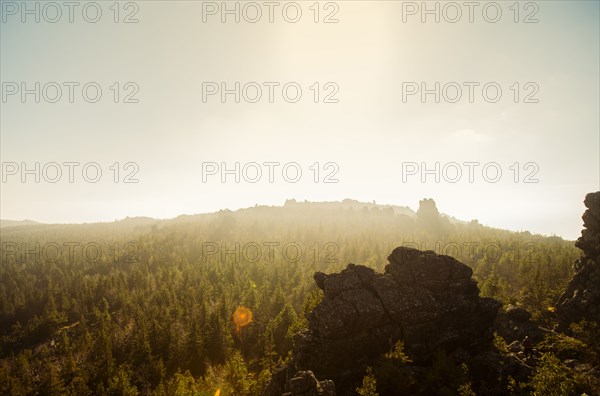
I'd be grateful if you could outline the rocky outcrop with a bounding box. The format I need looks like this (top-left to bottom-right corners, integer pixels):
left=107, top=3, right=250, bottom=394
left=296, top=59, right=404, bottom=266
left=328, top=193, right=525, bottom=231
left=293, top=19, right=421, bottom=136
left=286, top=371, right=335, bottom=396
left=557, top=191, right=600, bottom=330
left=576, top=192, right=600, bottom=260
left=264, top=368, right=335, bottom=396
left=265, top=247, right=501, bottom=395
left=416, top=198, right=452, bottom=235
left=495, top=305, right=543, bottom=343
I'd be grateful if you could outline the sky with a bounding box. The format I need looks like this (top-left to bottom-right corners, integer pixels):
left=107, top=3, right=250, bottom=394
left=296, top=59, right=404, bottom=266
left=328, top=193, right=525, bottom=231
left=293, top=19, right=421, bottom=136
left=1, top=0, right=599, bottom=240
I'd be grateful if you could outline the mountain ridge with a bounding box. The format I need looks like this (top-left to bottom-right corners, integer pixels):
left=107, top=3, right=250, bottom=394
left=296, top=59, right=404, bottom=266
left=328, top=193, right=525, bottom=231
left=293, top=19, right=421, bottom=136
left=1, top=198, right=564, bottom=239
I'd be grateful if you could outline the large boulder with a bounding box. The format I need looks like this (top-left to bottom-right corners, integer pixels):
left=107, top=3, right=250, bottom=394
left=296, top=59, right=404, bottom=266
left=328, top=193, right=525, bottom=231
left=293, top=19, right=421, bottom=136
left=495, top=305, right=543, bottom=343
left=265, top=247, right=501, bottom=395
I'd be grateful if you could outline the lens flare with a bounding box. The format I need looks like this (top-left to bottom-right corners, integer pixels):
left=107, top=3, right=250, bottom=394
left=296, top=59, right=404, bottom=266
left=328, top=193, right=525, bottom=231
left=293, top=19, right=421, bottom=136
left=233, top=306, right=253, bottom=332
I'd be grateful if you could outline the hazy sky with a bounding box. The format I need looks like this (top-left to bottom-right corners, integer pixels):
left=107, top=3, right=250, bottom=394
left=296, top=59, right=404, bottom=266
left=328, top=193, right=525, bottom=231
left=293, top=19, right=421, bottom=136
left=1, top=1, right=599, bottom=239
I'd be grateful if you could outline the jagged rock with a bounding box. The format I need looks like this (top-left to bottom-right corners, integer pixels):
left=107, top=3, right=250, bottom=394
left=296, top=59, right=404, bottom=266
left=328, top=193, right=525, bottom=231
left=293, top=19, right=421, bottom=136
left=264, top=369, right=335, bottom=396
left=506, top=305, right=531, bottom=322
left=576, top=192, right=600, bottom=259
left=265, top=247, right=501, bottom=395
left=495, top=305, right=543, bottom=343
left=557, top=191, right=600, bottom=330
left=284, top=371, right=335, bottom=396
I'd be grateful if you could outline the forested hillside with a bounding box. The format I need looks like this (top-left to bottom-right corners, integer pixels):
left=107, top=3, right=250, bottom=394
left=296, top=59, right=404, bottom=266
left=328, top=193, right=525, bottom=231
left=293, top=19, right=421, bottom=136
left=0, top=199, right=588, bottom=394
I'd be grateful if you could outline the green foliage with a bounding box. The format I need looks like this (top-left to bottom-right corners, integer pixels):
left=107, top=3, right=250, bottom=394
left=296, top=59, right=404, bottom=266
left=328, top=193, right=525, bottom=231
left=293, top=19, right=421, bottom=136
left=531, top=353, right=577, bottom=396
left=506, top=375, right=528, bottom=395
left=538, top=332, right=587, bottom=361
left=107, top=365, right=139, bottom=396
left=372, top=340, right=415, bottom=394
left=288, top=289, right=323, bottom=337
left=384, top=340, right=412, bottom=363
left=254, top=368, right=273, bottom=396
left=493, top=333, right=509, bottom=354
left=356, top=366, right=379, bottom=396
left=223, top=351, right=254, bottom=395
left=165, top=370, right=199, bottom=396
left=457, top=382, right=476, bottom=396
left=570, top=320, right=600, bottom=364
left=457, top=364, right=476, bottom=396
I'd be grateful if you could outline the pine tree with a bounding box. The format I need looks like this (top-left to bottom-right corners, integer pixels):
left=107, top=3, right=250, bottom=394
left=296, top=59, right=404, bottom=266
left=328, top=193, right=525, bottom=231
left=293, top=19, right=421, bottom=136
left=356, top=366, right=378, bottom=396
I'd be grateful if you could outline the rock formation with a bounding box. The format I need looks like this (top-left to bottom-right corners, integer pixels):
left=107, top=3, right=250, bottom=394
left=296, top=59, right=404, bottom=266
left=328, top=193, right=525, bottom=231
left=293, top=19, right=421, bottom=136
left=265, top=368, right=335, bottom=396
left=495, top=305, right=543, bottom=343
left=557, top=191, right=600, bottom=330
left=264, top=247, right=501, bottom=395
left=287, top=371, right=335, bottom=396
left=416, top=198, right=452, bottom=235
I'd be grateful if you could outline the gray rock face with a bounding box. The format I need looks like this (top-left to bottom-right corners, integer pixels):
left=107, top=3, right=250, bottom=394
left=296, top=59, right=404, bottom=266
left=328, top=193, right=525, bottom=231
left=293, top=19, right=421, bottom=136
left=557, top=191, right=600, bottom=329
left=265, top=247, right=501, bottom=395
